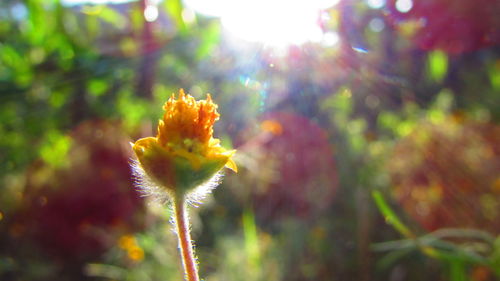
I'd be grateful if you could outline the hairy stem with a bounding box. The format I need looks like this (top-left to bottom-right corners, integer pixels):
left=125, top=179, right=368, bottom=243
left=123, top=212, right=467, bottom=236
left=174, top=197, right=200, bottom=281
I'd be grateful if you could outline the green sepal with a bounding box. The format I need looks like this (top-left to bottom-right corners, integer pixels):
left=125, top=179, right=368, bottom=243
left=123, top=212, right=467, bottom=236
left=134, top=138, right=226, bottom=196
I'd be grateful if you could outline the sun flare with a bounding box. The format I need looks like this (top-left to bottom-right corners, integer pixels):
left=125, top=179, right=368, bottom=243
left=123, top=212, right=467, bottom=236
left=184, top=0, right=339, bottom=48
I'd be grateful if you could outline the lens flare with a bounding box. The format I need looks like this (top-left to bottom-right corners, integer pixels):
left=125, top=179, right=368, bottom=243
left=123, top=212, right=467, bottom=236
left=185, top=0, right=339, bottom=48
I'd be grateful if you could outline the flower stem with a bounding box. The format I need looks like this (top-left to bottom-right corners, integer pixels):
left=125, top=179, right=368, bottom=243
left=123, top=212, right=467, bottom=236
left=174, top=197, right=200, bottom=281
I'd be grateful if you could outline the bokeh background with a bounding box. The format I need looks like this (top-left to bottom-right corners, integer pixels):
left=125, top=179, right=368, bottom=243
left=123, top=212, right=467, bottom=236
left=0, top=0, right=499, bottom=280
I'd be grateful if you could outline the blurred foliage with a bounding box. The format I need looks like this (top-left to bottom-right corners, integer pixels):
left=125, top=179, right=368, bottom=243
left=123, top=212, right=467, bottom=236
left=0, top=0, right=499, bottom=280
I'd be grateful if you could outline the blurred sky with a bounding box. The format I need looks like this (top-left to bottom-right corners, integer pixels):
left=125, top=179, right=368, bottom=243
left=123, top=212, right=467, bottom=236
left=58, top=0, right=416, bottom=51
left=60, top=0, right=346, bottom=48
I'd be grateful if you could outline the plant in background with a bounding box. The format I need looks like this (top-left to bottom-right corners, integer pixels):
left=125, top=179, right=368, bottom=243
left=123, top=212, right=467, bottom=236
left=131, top=89, right=237, bottom=281
left=387, top=0, right=500, bottom=54
left=372, top=113, right=500, bottom=280
left=389, top=117, right=500, bottom=233
left=234, top=112, right=337, bottom=222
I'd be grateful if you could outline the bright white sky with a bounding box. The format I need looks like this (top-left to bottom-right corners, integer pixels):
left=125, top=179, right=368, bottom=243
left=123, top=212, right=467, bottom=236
left=61, top=0, right=341, bottom=48
left=184, top=0, right=339, bottom=47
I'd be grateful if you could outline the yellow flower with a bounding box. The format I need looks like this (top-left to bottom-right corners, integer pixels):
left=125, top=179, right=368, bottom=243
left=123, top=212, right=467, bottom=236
left=132, top=89, right=236, bottom=197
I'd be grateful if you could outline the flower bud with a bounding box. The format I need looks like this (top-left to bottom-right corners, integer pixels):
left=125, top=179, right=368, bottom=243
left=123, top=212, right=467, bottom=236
left=132, top=89, right=236, bottom=198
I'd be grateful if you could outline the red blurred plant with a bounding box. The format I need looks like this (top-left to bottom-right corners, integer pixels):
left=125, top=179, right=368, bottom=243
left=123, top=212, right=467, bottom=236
left=389, top=117, right=500, bottom=233
left=387, top=0, right=500, bottom=54
left=236, top=112, right=338, bottom=221
left=11, top=120, right=145, bottom=261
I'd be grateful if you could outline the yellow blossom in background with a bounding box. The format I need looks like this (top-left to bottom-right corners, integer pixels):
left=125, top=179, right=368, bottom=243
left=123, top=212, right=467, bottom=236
left=132, top=89, right=236, bottom=198
left=118, top=235, right=144, bottom=262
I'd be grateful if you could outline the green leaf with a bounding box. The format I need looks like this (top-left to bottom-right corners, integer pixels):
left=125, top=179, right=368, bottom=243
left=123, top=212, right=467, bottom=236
left=243, top=209, right=261, bottom=269
left=89, top=79, right=108, bottom=97
left=0, top=45, right=24, bottom=70
left=26, top=0, right=47, bottom=44
left=490, top=237, right=500, bottom=276
left=97, top=6, right=127, bottom=29
left=449, top=260, right=467, bottom=281
left=164, top=0, right=186, bottom=33
left=117, top=92, right=150, bottom=130
left=488, top=64, right=500, bottom=90
left=196, top=22, right=221, bottom=59
left=320, top=87, right=353, bottom=117
left=431, top=89, right=454, bottom=111
left=372, top=191, right=414, bottom=238
left=377, top=112, right=399, bottom=131
left=49, top=90, right=68, bottom=108
left=39, top=131, right=72, bottom=168
left=428, top=50, right=448, bottom=82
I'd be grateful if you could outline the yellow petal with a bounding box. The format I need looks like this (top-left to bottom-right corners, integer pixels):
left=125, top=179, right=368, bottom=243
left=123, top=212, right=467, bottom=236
left=225, top=157, right=238, bottom=173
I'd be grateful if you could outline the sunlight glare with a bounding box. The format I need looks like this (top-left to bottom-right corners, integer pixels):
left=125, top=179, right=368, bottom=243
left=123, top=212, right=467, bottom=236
left=369, top=18, right=385, bottom=32
left=395, top=0, right=413, bottom=13
left=184, top=0, right=340, bottom=48
left=366, top=0, right=385, bottom=9
left=322, top=32, right=339, bottom=46
left=144, top=4, right=158, bottom=22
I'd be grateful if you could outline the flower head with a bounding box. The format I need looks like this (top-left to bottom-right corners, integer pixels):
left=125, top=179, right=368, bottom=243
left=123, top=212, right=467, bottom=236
left=132, top=89, right=236, bottom=198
